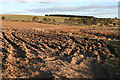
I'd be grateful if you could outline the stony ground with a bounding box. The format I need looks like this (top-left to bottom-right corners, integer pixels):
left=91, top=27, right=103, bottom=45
left=1, top=21, right=120, bottom=79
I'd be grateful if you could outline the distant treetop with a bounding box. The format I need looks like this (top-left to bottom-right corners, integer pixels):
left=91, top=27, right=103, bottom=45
left=32, top=16, right=38, bottom=21
left=2, top=16, right=5, bottom=20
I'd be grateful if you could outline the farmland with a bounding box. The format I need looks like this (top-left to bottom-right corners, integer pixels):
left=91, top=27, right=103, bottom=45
left=1, top=16, right=120, bottom=79
left=1, top=14, right=119, bottom=27
left=1, top=14, right=69, bottom=22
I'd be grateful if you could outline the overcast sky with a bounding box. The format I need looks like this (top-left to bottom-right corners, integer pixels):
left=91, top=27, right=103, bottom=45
left=1, top=0, right=120, bottom=18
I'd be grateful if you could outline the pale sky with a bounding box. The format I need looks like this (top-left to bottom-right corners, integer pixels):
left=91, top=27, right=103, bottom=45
left=1, top=0, right=119, bottom=18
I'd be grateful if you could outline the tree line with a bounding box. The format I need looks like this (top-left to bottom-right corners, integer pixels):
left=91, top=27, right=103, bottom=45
left=45, top=14, right=94, bottom=18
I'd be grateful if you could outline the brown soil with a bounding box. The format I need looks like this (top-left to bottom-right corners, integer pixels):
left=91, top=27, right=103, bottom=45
left=1, top=21, right=118, bottom=78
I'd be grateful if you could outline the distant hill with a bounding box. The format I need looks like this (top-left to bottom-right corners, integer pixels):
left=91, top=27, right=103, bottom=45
left=0, top=14, right=69, bottom=22
left=1, top=14, right=118, bottom=27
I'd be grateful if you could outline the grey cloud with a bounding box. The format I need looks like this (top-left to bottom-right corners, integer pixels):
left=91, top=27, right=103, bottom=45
left=38, top=2, right=54, bottom=4
left=19, top=1, right=53, bottom=4
left=87, top=10, right=117, bottom=15
left=5, top=11, right=26, bottom=14
left=27, top=4, right=117, bottom=13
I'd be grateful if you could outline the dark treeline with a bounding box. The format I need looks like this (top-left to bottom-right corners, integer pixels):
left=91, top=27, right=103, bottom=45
left=45, top=14, right=95, bottom=18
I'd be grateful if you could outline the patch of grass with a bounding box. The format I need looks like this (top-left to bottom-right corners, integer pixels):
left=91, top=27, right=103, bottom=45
left=107, top=40, right=120, bottom=47
left=107, top=57, right=120, bottom=78
left=106, top=40, right=120, bottom=78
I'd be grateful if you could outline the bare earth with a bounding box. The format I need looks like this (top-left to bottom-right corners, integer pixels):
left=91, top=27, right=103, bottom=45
left=1, top=21, right=118, bottom=78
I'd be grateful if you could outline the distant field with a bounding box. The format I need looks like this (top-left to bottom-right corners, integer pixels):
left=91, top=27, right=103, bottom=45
left=1, top=14, right=69, bottom=22
left=1, top=14, right=119, bottom=28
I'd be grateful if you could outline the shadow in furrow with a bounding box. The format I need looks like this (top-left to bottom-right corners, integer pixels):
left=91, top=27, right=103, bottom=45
left=11, top=32, right=45, bottom=52
left=2, top=32, right=26, bottom=58
left=70, top=36, right=81, bottom=44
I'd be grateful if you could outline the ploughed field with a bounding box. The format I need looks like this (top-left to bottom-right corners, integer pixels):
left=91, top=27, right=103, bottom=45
left=2, top=21, right=120, bottom=78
